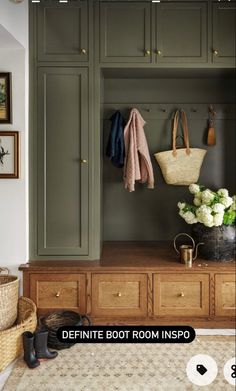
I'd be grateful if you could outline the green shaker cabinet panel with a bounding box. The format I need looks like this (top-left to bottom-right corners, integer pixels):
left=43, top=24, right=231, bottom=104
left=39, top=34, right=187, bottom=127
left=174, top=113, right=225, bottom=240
left=155, top=2, right=207, bottom=63
left=37, top=0, right=88, bottom=62
left=100, top=1, right=151, bottom=63
left=37, top=68, right=89, bottom=256
left=212, top=2, right=236, bottom=64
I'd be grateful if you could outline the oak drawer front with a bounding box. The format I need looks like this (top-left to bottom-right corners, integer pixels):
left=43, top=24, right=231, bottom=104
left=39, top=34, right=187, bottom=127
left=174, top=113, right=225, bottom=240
left=215, top=274, right=236, bottom=316
left=153, top=274, right=209, bottom=317
left=92, top=274, right=147, bottom=317
left=30, top=274, right=86, bottom=314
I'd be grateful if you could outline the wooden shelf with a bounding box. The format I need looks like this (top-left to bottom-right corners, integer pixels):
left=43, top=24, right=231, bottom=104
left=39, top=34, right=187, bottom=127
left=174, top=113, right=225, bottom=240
left=20, top=241, right=235, bottom=272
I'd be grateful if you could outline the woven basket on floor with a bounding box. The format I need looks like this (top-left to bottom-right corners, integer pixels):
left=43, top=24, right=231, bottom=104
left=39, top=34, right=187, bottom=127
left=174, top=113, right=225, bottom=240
left=0, top=267, right=19, bottom=331
left=0, top=297, right=37, bottom=372
left=40, top=311, right=92, bottom=350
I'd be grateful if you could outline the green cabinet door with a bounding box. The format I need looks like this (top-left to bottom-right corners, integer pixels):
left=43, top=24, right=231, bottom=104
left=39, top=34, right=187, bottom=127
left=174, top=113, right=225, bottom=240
left=212, top=2, right=236, bottom=65
left=37, top=67, right=89, bottom=256
left=155, top=2, right=207, bottom=64
left=100, top=1, right=151, bottom=63
left=37, top=0, right=88, bottom=62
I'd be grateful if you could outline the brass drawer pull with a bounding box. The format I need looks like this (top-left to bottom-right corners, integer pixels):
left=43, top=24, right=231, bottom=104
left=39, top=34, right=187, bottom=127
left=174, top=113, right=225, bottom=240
left=157, top=50, right=162, bottom=56
left=117, top=292, right=122, bottom=297
left=55, top=292, right=61, bottom=298
left=179, top=291, right=185, bottom=297
left=81, top=48, right=87, bottom=55
left=213, top=49, right=219, bottom=56
left=145, top=49, right=151, bottom=56
left=80, top=159, right=88, bottom=164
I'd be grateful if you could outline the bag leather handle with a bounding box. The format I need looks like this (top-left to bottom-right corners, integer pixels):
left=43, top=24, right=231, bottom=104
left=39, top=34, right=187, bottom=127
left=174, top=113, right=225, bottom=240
left=172, top=109, right=191, bottom=157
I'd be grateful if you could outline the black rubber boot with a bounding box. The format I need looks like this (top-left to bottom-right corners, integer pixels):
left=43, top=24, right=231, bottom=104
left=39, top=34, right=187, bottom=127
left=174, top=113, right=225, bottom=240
left=34, top=330, right=58, bottom=360
left=23, top=331, right=40, bottom=369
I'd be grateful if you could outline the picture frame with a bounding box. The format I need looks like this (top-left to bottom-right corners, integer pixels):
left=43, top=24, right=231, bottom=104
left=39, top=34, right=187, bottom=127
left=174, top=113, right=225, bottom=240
left=0, top=73, right=12, bottom=123
left=0, top=131, right=19, bottom=178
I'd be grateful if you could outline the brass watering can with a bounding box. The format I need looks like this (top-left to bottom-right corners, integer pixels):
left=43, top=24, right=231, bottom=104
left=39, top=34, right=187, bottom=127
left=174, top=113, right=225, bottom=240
left=174, top=233, right=204, bottom=267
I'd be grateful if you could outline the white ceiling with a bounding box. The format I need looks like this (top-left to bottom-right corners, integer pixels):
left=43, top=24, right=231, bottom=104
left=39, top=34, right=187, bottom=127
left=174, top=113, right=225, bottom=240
left=0, top=24, right=23, bottom=49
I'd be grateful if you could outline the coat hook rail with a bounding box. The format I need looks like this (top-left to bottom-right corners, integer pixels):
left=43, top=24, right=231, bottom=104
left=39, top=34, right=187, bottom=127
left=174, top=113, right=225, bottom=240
left=102, top=103, right=235, bottom=120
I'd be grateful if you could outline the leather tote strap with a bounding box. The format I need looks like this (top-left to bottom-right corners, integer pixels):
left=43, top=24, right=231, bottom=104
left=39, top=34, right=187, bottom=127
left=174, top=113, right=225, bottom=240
left=172, top=110, right=180, bottom=157
left=180, top=109, right=191, bottom=155
left=172, top=109, right=191, bottom=157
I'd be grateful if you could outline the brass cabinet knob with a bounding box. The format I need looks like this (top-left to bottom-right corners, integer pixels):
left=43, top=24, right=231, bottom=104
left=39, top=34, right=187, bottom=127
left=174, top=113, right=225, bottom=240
left=179, top=291, right=185, bottom=297
left=81, top=48, right=87, bottom=55
left=145, top=49, right=151, bottom=56
left=117, top=292, right=122, bottom=297
left=157, top=50, right=162, bottom=56
left=55, top=292, right=60, bottom=298
left=213, top=49, right=219, bottom=56
left=80, top=159, right=88, bottom=164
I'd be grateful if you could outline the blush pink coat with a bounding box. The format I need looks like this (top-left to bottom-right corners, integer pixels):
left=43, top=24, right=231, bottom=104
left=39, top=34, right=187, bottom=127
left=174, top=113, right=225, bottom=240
left=123, top=108, right=154, bottom=192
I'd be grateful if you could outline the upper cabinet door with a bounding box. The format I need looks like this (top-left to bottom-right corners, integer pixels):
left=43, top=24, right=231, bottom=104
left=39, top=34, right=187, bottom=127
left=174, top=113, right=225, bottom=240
left=37, top=67, right=89, bottom=256
left=212, top=2, right=236, bottom=65
left=155, top=2, right=207, bottom=64
left=100, top=1, right=151, bottom=63
left=37, top=0, right=88, bottom=62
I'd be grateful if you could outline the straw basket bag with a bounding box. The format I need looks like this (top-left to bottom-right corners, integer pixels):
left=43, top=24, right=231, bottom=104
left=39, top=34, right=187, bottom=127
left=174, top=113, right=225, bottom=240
left=0, top=267, right=19, bottom=331
left=0, top=297, right=37, bottom=372
left=154, top=109, right=206, bottom=185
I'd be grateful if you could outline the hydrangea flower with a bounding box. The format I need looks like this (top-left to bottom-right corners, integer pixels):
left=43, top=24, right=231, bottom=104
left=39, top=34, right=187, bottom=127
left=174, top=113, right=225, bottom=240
left=213, top=213, right=224, bottom=226
left=177, top=184, right=235, bottom=227
left=183, top=211, right=198, bottom=224
left=201, top=189, right=215, bottom=205
left=189, top=184, right=200, bottom=195
left=220, top=197, right=233, bottom=208
left=212, top=203, right=225, bottom=213
left=193, top=197, right=201, bottom=206
left=217, top=188, right=229, bottom=198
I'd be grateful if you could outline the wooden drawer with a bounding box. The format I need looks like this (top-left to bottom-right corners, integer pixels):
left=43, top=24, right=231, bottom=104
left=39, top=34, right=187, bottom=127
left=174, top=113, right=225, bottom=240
left=92, top=274, right=147, bottom=317
left=153, top=274, right=209, bottom=317
left=215, top=274, right=236, bottom=316
left=30, top=273, right=86, bottom=314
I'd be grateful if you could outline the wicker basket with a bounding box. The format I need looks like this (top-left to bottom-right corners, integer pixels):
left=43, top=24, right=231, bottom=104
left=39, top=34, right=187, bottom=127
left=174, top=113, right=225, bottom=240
left=0, top=297, right=37, bottom=372
left=154, top=109, right=206, bottom=185
left=40, top=311, right=92, bottom=350
left=0, top=267, right=19, bottom=331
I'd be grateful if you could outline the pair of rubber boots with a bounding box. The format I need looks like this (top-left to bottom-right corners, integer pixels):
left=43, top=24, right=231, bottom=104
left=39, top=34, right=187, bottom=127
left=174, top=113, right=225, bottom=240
left=23, top=330, right=58, bottom=369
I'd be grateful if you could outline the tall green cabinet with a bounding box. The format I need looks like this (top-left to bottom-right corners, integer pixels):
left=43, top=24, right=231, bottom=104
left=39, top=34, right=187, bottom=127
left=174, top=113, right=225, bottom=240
left=30, top=0, right=100, bottom=260
left=37, top=67, right=89, bottom=256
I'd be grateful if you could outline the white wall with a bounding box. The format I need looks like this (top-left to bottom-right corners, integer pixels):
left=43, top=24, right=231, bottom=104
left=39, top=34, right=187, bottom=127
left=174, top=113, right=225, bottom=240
left=0, top=0, right=29, bottom=280
left=0, top=0, right=28, bottom=49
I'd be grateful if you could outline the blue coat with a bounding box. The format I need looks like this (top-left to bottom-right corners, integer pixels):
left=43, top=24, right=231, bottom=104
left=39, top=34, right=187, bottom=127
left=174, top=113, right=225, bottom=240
left=106, top=111, right=125, bottom=168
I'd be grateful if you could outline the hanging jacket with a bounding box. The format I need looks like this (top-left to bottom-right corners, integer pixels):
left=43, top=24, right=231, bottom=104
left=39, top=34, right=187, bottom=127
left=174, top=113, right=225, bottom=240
left=124, top=108, right=154, bottom=192
left=106, top=111, right=125, bottom=168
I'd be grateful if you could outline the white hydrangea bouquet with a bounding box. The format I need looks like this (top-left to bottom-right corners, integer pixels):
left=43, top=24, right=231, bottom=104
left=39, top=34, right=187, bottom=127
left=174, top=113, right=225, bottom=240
left=178, top=184, right=236, bottom=227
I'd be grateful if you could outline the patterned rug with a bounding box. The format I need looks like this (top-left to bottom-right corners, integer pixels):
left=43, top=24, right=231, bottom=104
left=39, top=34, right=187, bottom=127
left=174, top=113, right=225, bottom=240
left=3, top=336, right=235, bottom=391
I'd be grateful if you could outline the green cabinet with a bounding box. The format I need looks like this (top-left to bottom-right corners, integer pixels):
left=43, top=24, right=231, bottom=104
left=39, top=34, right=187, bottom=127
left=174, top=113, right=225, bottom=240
left=37, top=0, right=88, bottom=62
left=37, top=67, right=89, bottom=256
left=212, top=2, right=236, bottom=65
left=155, top=2, right=207, bottom=64
left=100, top=1, right=151, bottom=63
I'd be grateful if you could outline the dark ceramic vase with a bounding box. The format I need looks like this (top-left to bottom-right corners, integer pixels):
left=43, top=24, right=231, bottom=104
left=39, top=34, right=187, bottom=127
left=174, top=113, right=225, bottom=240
left=192, top=223, right=236, bottom=262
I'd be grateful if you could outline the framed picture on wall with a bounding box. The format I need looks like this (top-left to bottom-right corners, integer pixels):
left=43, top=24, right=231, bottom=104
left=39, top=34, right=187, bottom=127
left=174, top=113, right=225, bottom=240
left=0, top=131, right=19, bottom=178
left=0, top=73, right=12, bottom=123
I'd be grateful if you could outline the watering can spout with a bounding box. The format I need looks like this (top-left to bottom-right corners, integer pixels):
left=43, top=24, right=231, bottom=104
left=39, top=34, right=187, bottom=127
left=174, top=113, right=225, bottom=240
left=193, top=242, right=204, bottom=260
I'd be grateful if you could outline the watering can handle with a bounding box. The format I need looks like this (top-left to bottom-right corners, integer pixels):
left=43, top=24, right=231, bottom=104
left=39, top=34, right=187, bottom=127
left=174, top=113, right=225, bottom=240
left=173, top=233, right=196, bottom=254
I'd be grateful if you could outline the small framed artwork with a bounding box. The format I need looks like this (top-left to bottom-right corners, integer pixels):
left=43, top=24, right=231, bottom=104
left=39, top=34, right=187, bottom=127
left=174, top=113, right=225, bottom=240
left=0, top=131, right=19, bottom=178
left=0, top=73, right=12, bottom=123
